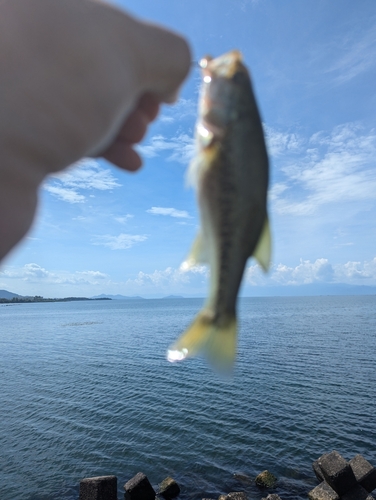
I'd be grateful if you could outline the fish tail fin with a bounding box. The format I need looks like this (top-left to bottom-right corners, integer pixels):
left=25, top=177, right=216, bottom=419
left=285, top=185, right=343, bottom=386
left=167, top=312, right=237, bottom=375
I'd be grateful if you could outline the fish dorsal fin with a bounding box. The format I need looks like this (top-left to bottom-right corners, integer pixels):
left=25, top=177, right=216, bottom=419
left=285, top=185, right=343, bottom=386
left=253, top=216, right=271, bottom=272
left=181, top=232, right=208, bottom=269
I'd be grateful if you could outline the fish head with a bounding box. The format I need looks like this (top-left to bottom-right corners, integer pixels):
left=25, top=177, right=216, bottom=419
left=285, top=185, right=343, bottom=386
left=198, top=50, right=251, bottom=136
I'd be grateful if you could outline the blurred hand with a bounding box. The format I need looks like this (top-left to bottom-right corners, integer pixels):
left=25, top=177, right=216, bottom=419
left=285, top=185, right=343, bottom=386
left=98, top=93, right=161, bottom=172
left=0, top=0, right=191, bottom=261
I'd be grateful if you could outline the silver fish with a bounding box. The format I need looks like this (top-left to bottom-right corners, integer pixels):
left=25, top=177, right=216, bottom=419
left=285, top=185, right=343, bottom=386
left=167, top=50, right=271, bottom=373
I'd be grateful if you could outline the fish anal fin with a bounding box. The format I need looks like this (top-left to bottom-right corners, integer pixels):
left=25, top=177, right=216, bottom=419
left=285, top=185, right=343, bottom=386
left=167, top=312, right=237, bottom=375
left=253, top=216, right=271, bottom=272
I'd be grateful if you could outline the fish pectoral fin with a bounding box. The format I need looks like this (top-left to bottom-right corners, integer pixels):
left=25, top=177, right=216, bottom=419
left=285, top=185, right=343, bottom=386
left=181, top=232, right=208, bottom=269
left=167, top=312, right=237, bottom=375
left=253, top=216, right=271, bottom=272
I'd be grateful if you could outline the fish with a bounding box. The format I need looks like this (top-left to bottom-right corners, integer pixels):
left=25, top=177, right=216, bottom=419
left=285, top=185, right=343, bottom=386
left=167, top=50, right=271, bottom=373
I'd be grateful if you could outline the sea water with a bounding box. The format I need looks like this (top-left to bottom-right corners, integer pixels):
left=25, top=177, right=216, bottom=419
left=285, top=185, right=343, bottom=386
left=0, top=296, right=375, bottom=500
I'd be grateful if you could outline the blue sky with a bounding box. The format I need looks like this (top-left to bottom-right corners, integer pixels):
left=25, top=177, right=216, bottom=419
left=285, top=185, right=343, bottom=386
left=1, top=0, right=376, bottom=298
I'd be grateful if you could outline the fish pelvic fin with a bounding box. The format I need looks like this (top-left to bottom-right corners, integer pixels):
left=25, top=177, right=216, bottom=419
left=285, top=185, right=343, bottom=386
left=167, top=312, right=237, bottom=375
left=253, top=216, right=271, bottom=272
left=181, top=232, right=208, bottom=270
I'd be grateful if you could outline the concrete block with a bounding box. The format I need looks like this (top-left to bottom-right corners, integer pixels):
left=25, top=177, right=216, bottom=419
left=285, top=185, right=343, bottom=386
left=159, top=477, right=180, bottom=499
left=79, top=475, right=117, bottom=500
left=318, top=450, right=357, bottom=495
left=313, top=456, right=326, bottom=482
left=308, top=481, right=339, bottom=500
left=341, top=484, right=375, bottom=500
left=124, top=472, right=155, bottom=500
left=350, top=455, right=376, bottom=493
left=261, top=495, right=282, bottom=500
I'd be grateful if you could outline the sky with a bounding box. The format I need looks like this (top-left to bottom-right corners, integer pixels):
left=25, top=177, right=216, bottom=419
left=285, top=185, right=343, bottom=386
left=1, top=0, right=376, bottom=298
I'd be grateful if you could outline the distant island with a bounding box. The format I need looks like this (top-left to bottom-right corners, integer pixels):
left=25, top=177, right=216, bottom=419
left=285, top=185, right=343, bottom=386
left=0, top=296, right=111, bottom=304
left=0, top=290, right=111, bottom=304
left=92, top=294, right=144, bottom=300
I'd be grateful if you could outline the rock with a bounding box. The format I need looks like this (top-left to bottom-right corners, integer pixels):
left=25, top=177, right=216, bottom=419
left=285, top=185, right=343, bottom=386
left=124, top=472, right=155, bottom=500
left=233, top=473, right=252, bottom=485
left=79, top=475, right=117, bottom=500
left=308, top=481, right=339, bottom=500
left=341, top=484, right=375, bottom=500
left=261, top=494, right=282, bottom=500
left=350, top=455, right=376, bottom=493
left=255, top=470, right=277, bottom=488
left=317, top=450, right=357, bottom=496
left=158, top=477, right=180, bottom=499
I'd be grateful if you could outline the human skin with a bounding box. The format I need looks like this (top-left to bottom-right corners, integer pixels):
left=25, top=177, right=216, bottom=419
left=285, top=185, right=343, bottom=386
left=0, top=0, right=191, bottom=262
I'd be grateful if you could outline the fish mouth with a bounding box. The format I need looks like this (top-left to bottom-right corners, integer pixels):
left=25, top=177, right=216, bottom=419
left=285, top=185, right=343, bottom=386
left=199, top=50, right=246, bottom=80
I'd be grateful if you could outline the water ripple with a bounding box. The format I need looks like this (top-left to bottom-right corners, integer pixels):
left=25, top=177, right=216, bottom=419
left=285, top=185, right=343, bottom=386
left=1, top=296, right=375, bottom=499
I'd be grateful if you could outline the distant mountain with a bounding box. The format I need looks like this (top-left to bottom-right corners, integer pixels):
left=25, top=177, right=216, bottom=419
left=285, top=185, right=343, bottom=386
left=162, top=295, right=184, bottom=299
left=91, top=294, right=145, bottom=300
left=245, top=283, right=376, bottom=297
left=0, top=289, right=23, bottom=299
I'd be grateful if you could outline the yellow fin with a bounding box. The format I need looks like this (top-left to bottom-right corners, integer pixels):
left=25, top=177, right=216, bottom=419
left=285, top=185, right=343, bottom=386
left=253, top=216, right=271, bottom=272
left=167, top=312, right=237, bottom=375
left=181, top=232, right=208, bottom=269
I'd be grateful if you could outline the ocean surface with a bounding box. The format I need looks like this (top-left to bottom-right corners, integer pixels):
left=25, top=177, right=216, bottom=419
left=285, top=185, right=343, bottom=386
left=1, top=296, right=375, bottom=500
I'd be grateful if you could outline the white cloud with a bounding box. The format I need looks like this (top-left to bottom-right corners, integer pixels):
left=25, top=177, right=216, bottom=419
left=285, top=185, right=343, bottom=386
left=245, top=256, right=376, bottom=287
left=159, top=97, right=197, bottom=123
left=44, top=185, right=85, bottom=204
left=52, top=158, right=121, bottom=190
left=136, top=133, right=195, bottom=164
left=44, top=158, right=121, bottom=203
left=0, top=263, right=108, bottom=286
left=125, top=264, right=208, bottom=294
left=159, top=115, right=175, bottom=124
left=147, top=207, right=191, bottom=218
left=264, top=125, right=303, bottom=157
left=269, top=123, right=376, bottom=216
left=271, top=258, right=335, bottom=285
left=92, top=233, right=147, bottom=250
left=324, top=24, right=376, bottom=85
left=114, top=215, right=133, bottom=224
left=335, top=258, right=376, bottom=282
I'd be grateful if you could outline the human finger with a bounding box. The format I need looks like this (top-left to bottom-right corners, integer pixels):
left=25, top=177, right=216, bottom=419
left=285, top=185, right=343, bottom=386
left=102, top=142, right=142, bottom=172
